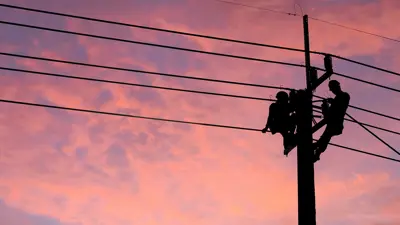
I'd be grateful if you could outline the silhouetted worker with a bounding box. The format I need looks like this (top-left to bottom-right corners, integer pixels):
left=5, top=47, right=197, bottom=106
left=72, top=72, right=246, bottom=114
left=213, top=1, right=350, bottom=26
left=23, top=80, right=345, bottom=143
left=262, top=91, right=296, bottom=154
left=313, top=80, right=350, bottom=162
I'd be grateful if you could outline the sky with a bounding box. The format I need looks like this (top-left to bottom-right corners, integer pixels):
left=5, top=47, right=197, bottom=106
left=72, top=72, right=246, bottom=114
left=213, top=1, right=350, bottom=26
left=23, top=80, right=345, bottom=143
left=0, top=0, right=399, bottom=224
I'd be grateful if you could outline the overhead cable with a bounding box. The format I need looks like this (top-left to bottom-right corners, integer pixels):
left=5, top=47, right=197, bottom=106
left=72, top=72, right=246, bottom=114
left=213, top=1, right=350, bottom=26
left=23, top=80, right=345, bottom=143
left=0, top=3, right=324, bottom=54
left=312, top=110, right=400, bottom=136
left=314, top=67, right=400, bottom=93
left=0, top=20, right=304, bottom=67
left=0, top=56, right=290, bottom=91
left=2, top=3, right=400, bottom=80
left=346, top=112, right=400, bottom=155
left=4, top=66, right=398, bottom=137
left=0, top=98, right=399, bottom=163
left=313, top=95, right=400, bottom=122
left=309, top=16, right=400, bottom=44
left=0, top=66, right=275, bottom=102
left=210, top=0, right=400, bottom=45
left=2, top=52, right=397, bottom=124
left=332, top=55, right=400, bottom=78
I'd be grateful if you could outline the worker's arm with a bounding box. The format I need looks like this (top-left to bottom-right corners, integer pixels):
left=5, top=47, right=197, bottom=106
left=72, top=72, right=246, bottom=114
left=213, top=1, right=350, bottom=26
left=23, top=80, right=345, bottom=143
left=336, top=93, right=350, bottom=116
left=262, top=104, right=276, bottom=133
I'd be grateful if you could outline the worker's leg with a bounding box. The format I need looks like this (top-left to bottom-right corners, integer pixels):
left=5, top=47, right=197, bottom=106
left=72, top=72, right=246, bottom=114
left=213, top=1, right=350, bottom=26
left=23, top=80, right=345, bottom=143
left=284, top=133, right=296, bottom=155
left=288, top=114, right=297, bottom=134
left=313, top=128, right=334, bottom=162
left=315, top=132, right=332, bottom=155
left=313, top=125, right=342, bottom=162
left=282, top=132, right=291, bottom=149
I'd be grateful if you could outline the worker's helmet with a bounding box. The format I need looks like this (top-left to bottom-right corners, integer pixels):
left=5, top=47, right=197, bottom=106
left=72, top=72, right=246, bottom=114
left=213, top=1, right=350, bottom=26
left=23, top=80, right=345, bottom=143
left=276, top=91, right=289, bottom=101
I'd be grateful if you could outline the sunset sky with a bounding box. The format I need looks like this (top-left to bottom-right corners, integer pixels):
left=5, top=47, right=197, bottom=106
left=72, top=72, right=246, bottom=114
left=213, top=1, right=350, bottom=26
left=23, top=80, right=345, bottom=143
left=0, top=0, right=399, bottom=224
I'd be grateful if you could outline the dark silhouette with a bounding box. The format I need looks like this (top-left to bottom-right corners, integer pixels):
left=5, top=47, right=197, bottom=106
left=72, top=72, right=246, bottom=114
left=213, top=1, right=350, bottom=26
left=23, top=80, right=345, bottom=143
left=262, top=91, right=296, bottom=154
left=313, top=80, right=350, bottom=162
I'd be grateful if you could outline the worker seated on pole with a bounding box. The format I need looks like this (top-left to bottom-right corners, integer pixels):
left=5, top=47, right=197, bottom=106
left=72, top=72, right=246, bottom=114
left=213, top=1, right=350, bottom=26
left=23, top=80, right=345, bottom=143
left=313, top=80, right=350, bottom=162
left=261, top=91, right=296, bottom=154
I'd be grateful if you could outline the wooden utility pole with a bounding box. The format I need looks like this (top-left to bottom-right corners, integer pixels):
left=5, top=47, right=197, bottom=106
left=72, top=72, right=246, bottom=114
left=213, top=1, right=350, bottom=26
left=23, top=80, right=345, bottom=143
left=296, top=14, right=317, bottom=225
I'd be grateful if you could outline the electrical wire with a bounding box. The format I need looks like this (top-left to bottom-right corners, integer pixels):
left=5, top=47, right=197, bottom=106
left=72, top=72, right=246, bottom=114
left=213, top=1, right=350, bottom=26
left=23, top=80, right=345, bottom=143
left=4, top=18, right=398, bottom=94
left=348, top=104, right=400, bottom=122
left=209, top=0, right=400, bottom=45
left=0, top=3, right=323, bottom=55
left=3, top=18, right=400, bottom=94
left=212, top=0, right=297, bottom=16
left=0, top=98, right=261, bottom=131
left=313, top=109, right=400, bottom=136
left=314, top=67, right=400, bottom=93
left=0, top=98, right=399, bottom=163
left=313, top=95, right=400, bottom=122
left=0, top=57, right=290, bottom=92
left=4, top=66, right=397, bottom=138
left=334, top=71, right=400, bottom=93
left=0, top=52, right=293, bottom=93
left=2, top=3, right=400, bottom=80
left=2, top=52, right=397, bottom=124
left=342, top=118, right=400, bottom=136
left=346, top=112, right=400, bottom=155
left=319, top=141, right=400, bottom=163
left=0, top=20, right=304, bottom=68
left=308, top=16, right=400, bottom=44
left=211, top=1, right=400, bottom=77
left=332, top=55, right=400, bottom=78
left=0, top=66, right=275, bottom=102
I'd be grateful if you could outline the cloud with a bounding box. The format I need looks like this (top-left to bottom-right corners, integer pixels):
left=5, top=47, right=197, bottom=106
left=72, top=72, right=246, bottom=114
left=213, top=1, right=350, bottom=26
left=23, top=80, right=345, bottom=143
left=105, top=143, right=130, bottom=168
left=0, top=199, right=80, bottom=225
left=0, top=0, right=399, bottom=225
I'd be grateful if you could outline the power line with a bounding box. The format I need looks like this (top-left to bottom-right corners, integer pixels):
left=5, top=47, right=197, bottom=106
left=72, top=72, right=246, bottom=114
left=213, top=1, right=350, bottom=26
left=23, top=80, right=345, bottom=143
left=210, top=0, right=400, bottom=45
left=0, top=57, right=290, bottom=92
left=0, top=52, right=293, bottom=92
left=308, top=16, right=400, bottom=44
left=3, top=8, right=400, bottom=88
left=334, top=71, right=400, bottom=93
left=0, top=20, right=304, bottom=68
left=321, top=142, right=400, bottom=163
left=313, top=109, right=400, bottom=136
left=0, top=3, right=323, bottom=55
left=0, top=66, right=276, bottom=102
left=0, top=98, right=399, bottom=163
left=212, top=0, right=297, bottom=16
left=3, top=65, right=396, bottom=139
left=4, top=18, right=399, bottom=94
left=313, top=95, right=400, bottom=122
left=3, top=52, right=397, bottom=123
left=3, top=17, right=399, bottom=95
left=2, top=3, right=400, bottom=80
left=346, top=112, right=400, bottom=155
left=0, top=98, right=260, bottom=131
left=314, top=67, right=400, bottom=93
left=348, top=104, right=400, bottom=122
left=212, top=0, right=400, bottom=77
left=332, top=55, right=400, bottom=78
left=344, top=118, right=399, bottom=136
left=6, top=66, right=397, bottom=136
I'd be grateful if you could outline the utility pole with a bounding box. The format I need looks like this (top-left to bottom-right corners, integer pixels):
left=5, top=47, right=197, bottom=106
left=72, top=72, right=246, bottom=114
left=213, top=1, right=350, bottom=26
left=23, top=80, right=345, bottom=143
left=296, top=15, right=317, bottom=225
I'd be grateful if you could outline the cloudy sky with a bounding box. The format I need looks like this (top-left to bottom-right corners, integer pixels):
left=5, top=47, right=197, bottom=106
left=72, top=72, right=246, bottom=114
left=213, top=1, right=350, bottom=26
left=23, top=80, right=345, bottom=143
left=0, top=0, right=399, bottom=224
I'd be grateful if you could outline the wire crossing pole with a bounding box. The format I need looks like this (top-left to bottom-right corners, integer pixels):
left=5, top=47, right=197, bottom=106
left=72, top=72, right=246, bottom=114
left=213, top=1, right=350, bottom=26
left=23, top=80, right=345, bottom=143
left=296, top=15, right=317, bottom=225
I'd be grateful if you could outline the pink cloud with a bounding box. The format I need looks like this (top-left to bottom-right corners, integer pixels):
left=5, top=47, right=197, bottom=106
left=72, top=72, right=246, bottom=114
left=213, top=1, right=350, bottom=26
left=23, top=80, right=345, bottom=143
left=0, top=0, right=399, bottom=225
